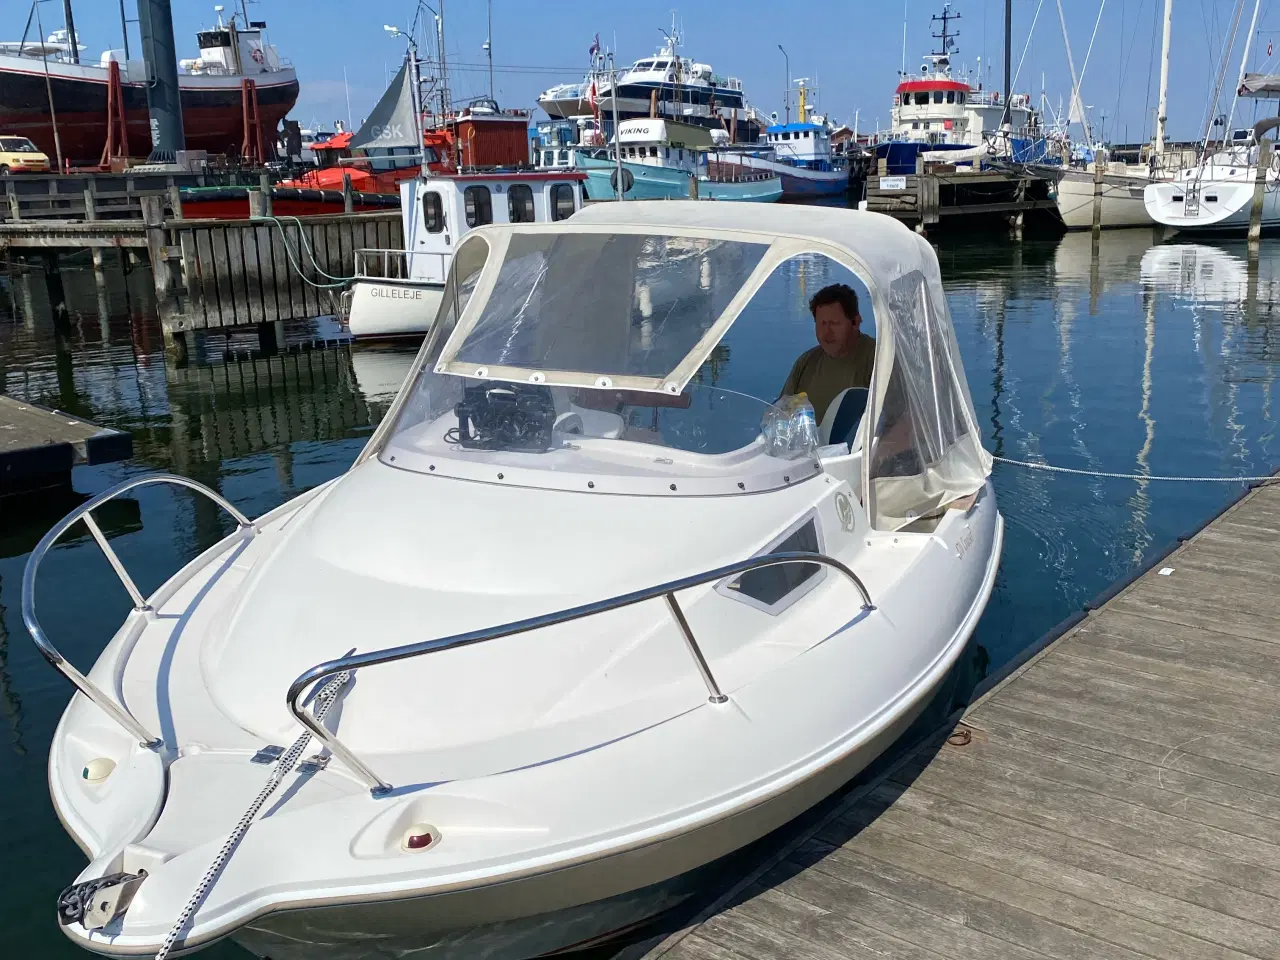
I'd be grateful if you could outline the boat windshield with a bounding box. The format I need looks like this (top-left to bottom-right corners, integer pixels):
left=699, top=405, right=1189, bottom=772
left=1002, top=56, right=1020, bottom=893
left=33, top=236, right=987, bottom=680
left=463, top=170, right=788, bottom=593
left=380, top=230, right=818, bottom=493
left=436, top=231, right=769, bottom=390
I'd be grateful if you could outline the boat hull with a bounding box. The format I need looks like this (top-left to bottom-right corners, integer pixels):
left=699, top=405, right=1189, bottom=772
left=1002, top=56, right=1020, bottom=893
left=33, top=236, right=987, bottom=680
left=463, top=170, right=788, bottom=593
left=1145, top=177, right=1280, bottom=234
left=1054, top=168, right=1156, bottom=229
left=732, top=155, right=848, bottom=199
left=227, top=544, right=995, bottom=960
left=580, top=158, right=781, bottom=202
left=0, top=55, right=299, bottom=165
left=346, top=279, right=444, bottom=339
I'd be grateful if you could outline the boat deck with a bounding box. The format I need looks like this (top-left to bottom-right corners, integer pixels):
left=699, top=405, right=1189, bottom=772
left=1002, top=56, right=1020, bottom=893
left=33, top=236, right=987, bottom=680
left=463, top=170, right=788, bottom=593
left=640, top=478, right=1280, bottom=960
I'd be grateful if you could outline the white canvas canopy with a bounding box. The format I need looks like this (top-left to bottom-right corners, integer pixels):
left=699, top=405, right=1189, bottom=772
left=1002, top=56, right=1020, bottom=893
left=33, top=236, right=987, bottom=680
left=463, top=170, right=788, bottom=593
left=370, top=203, right=991, bottom=530
left=1240, top=73, right=1280, bottom=99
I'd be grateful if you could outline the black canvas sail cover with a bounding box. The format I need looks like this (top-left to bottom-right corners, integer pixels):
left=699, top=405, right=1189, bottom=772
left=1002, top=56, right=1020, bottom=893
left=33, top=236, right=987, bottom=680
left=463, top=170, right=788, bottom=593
left=350, top=61, right=420, bottom=150
left=1240, top=73, right=1280, bottom=98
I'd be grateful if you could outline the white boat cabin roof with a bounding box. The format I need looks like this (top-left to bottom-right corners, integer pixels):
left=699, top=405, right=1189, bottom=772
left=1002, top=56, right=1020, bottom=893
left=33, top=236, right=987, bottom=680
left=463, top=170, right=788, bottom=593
left=616, top=119, right=715, bottom=150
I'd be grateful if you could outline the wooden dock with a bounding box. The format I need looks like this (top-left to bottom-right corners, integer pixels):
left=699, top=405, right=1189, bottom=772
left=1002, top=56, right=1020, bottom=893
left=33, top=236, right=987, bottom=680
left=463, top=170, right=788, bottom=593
left=865, top=167, right=1059, bottom=233
left=639, top=478, right=1280, bottom=960
left=0, top=396, right=132, bottom=496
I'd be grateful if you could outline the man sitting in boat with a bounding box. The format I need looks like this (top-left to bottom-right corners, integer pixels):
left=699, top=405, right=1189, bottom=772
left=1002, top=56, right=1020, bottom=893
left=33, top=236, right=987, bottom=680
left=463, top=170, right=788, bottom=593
left=780, top=283, right=876, bottom=421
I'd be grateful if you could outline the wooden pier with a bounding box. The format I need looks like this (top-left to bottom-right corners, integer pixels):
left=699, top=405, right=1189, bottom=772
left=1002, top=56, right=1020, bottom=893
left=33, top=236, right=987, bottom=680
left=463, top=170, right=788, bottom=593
left=866, top=167, right=1059, bottom=232
left=0, top=396, right=132, bottom=496
left=638, top=478, right=1280, bottom=960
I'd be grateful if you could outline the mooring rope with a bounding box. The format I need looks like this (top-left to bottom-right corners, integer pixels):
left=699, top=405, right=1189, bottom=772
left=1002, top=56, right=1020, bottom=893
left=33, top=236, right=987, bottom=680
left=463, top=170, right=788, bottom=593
left=992, top=454, right=1277, bottom=483
left=252, top=214, right=355, bottom=289
left=153, top=671, right=351, bottom=960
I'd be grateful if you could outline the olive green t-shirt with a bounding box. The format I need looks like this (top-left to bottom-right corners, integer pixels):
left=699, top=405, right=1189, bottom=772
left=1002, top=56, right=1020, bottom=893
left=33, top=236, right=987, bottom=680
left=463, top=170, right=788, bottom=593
left=780, top=333, right=877, bottom=422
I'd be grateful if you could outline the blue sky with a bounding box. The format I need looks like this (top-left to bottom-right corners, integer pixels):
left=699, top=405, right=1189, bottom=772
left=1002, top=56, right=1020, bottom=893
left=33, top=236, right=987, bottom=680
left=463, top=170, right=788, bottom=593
left=8, top=1, right=1280, bottom=143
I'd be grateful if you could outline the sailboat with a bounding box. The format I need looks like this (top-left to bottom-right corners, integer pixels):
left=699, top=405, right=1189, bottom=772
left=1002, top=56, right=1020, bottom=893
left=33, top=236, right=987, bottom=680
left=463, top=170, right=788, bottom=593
left=1050, top=0, right=1175, bottom=229
left=1144, top=0, right=1276, bottom=234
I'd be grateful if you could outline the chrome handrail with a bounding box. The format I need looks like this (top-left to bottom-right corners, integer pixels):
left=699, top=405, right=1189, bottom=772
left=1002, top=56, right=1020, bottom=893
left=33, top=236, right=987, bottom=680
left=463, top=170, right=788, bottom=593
left=287, top=551, right=873, bottom=796
left=22, top=474, right=254, bottom=748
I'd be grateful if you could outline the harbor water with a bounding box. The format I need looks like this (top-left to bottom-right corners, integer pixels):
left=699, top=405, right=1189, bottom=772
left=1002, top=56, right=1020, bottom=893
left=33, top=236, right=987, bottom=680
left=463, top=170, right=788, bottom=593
left=2, top=229, right=1278, bottom=957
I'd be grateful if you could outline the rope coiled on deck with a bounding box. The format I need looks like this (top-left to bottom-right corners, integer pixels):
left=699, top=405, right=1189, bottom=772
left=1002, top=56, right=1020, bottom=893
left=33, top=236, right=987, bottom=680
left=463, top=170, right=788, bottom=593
left=152, top=671, right=351, bottom=960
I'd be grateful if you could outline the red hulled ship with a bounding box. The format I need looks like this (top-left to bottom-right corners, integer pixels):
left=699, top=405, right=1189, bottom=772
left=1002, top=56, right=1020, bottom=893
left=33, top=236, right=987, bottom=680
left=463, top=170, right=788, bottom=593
left=0, top=10, right=297, bottom=166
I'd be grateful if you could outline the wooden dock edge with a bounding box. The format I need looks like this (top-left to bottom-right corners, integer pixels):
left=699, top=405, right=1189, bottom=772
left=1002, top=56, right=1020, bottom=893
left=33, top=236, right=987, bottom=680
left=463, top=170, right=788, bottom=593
left=624, top=472, right=1280, bottom=960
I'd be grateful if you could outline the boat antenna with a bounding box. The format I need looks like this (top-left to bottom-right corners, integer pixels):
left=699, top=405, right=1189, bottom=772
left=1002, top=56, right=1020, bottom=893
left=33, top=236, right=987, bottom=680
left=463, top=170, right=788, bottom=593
left=483, top=0, right=494, bottom=101
left=931, top=2, right=959, bottom=64
left=901, top=0, right=908, bottom=77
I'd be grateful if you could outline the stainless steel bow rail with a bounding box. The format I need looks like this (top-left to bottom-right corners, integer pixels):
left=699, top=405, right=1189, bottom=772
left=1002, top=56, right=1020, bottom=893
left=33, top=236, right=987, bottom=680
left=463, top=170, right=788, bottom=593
left=288, top=552, right=874, bottom=797
left=23, top=475, right=254, bottom=749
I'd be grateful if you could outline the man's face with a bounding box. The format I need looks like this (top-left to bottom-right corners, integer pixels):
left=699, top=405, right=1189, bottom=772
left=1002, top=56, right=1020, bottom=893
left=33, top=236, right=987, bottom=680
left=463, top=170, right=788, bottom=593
left=814, top=302, right=860, bottom=358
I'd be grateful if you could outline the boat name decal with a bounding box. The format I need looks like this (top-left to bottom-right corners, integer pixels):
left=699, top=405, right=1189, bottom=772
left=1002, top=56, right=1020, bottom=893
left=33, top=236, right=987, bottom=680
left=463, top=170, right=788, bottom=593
left=369, top=286, right=424, bottom=300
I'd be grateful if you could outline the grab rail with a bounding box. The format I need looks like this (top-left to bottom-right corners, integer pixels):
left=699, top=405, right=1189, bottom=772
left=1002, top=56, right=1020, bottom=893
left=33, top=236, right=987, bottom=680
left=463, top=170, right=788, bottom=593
left=287, top=552, right=874, bottom=796
left=22, top=474, right=254, bottom=748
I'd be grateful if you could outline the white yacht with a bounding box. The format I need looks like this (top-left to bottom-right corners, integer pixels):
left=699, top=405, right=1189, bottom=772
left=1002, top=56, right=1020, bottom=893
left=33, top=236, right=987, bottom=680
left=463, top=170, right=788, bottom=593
left=29, top=203, right=1002, bottom=960
left=345, top=170, right=585, bottom=339
left=1145, top=122, right=1279, bottom=234
left=538, top=24, right=757, bottom=140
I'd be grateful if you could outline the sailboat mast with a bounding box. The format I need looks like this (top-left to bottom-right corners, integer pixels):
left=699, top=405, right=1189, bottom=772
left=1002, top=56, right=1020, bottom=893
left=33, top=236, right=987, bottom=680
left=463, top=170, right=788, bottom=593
left=1055, top=0, right=1093, bottom=145
left=1223, top=0, right=1263, bottom=146
left=1155, top=0, right=1172, bottom=154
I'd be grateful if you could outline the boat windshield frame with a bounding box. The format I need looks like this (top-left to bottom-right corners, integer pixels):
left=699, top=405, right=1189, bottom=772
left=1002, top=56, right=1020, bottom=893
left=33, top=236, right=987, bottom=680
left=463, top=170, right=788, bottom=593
left=428, top=223, right=858, bottom=396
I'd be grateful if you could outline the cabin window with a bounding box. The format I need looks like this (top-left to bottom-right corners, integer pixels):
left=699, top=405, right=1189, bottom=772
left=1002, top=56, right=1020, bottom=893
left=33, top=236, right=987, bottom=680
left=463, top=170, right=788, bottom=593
left=551, top=183, right=576, bottom=220
left=717, top=515, right=827, bottom=615
left=665, top=147, right=671, bottom=158
left=947, top=90, right=956, bottom=104
left=914, top=92, right=928, bottom=105
left=650, top=146, right=659, bottom=157
left=958, top=92, right=966, bottom=104
left=901, top=93, right=909, bottom=106
left=912, top=121, right=920, bottom=130
left=424, top=191, right=444, bottom=233
left=558, top=149, right=570, bottom=163
left=464, top=185, right=492, bottom=227
left=678, top=148, right=684, bottom=159
left=804, top=131, right=811, bottom=139
left=542, top=150, right=554, bottom=166
left=508, top=183, right=535, bottom=223
left=933, top=91, right=944, bottom=104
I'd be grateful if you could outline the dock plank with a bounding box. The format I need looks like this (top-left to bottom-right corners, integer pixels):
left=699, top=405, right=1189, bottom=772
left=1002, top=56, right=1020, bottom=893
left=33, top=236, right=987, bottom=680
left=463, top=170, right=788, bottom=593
left=641, top=480, right=1280, bottom=960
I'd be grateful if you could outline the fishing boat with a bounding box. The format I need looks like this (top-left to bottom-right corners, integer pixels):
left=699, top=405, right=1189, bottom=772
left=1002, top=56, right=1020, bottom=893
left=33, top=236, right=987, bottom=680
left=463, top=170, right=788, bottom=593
left=345, top=169, right=586, bottom=338
left=0, top=4, right=298, bottom=166
left=579, top=119, right=782, bottom=202
left=876, top=3, right=1045, bottom=174
left=538, top=21, right=762, bottom=142
left=29, top=202, right=1001, bottom=960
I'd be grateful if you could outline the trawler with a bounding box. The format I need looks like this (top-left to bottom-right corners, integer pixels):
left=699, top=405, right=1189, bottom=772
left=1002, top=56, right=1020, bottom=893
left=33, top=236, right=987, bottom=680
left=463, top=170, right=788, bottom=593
left=0, top=2, right=297, bottom=165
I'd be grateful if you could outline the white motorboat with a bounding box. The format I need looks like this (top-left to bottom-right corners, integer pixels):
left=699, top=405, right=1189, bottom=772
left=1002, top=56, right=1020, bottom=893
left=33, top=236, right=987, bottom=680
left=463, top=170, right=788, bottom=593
left=28, top=203, right=1002, bottom=959
left=346, top=169, right=586, bottom=339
